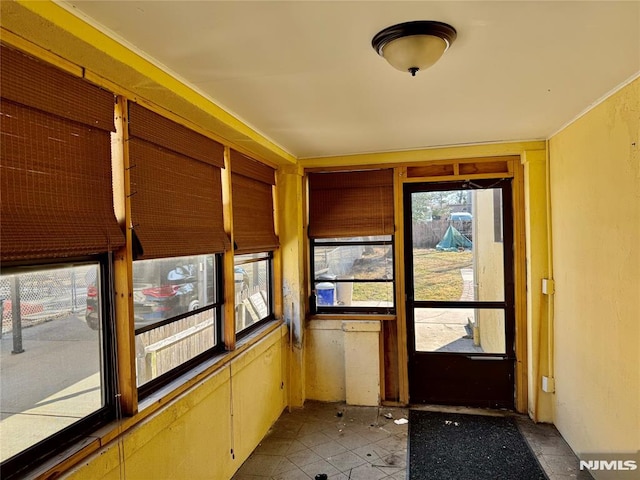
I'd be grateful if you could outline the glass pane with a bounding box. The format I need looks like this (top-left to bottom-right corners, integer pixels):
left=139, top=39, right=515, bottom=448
left=133, top=254, right=216, bottom=330
left=314, top=281, right=394, bottom=308
left=414, top=308, right=506, bottom=354
left=411, top=189, right=504, bottom=301
left=0, top=264, right=103, bottom=462
left=313, top=244, right=393, bottom=280
left=136, top=310, right=216, bottom=386
left=314, top=235, right=392, bottom=243
left=234, top=256, right=270, bottom=332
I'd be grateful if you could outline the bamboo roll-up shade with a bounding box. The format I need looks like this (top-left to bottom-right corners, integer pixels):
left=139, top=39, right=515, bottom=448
left=129, top=139, right=229, bottom=259
left=230, top=150, right=275, bottom=185
left=0, top=44, right=114, bottom=131
left=0, top=100, right=125, bottom=262
left=230, top=151, right=278, bottom=253
left=308, top=169, right=394, bottom=238
left=231, top=175, right=278, bottom=254
left=129, top=102, right=224, bottom=168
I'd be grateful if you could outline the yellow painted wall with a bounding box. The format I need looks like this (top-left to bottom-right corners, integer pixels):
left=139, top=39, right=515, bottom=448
left=521, top=149, right=554, bottom=423
left=305, top=320, right=346, bottom=401
left=64, top=328, right=288, bottom=480
left=277, top=167, right=307, bottom=407
left=549, top=78, right=640, bottom=457
left=2, top=5, right=294, bottom=478
left=474, top=189, right=506, bottom=354
left=9, top=1, right=637, bottom=475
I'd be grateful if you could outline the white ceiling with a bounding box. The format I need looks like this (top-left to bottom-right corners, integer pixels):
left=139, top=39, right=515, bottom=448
left=62, top=1, right=640, bottom=159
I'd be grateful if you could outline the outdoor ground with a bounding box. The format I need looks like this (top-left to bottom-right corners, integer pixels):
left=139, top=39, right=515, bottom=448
left=352, top=248, right=472, bottom=302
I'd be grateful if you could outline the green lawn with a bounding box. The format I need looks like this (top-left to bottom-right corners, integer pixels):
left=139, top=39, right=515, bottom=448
left=352, top=248, right=472, bottom=302
left=412, top=249, right=472, bottom=300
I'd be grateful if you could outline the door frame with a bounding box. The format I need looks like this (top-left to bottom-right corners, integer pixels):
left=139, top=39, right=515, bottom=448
left=403, top=179, right=515, bottom=408
left=392, top=156, right=528, bottom=412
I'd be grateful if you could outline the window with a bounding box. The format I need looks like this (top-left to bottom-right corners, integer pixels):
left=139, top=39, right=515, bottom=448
left=307, top=170, right=396, bottom=314
left=310, top=236, right=394, bottom=313
left=0, top=45, right=123, bottom=477
left=135, top=254, right=223, bottom=390
left=0, top=262, right=115, bottom=473
left=127, top=104, right=228, bottom=395
left=230, top=150, right=278, bottom=334
left=234, top=253, right=273, bottom=334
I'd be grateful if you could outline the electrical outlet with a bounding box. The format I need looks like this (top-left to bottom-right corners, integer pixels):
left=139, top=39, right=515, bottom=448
left=542, top=376, right=555, bottom=393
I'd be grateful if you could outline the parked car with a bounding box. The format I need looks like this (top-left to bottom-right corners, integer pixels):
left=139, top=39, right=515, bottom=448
left=84, top=260, right=249, bottom=330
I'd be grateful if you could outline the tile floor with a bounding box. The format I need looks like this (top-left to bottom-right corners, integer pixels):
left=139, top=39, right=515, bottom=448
left=231, top=402, right=592, bottom=480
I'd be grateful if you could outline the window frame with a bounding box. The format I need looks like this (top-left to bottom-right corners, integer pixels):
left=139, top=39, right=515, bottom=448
left=0, top=255, right=117, bottom=480
left=233, top=251, right=275, bottom=338
left=310, top=237, right=396, bottom=315
left=135, top=253, right=225, bottom=399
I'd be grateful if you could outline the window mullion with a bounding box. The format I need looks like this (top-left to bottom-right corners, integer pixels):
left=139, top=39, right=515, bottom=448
left=113, top=96, right=138, bottom=414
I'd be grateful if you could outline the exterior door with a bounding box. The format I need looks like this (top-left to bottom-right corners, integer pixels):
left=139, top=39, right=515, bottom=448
left=404, top=179, right=515, bottom=408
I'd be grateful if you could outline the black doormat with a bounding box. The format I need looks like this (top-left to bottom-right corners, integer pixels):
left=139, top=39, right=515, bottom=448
left=408, top=410, right=548, bottom=480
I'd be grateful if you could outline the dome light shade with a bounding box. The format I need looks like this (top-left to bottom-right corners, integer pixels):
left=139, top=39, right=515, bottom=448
left=372, top=21, right=457, bottom=76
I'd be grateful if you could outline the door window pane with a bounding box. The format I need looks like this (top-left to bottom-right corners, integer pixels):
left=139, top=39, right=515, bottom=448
left=411, top=189, right=504, bottom=302
left=414, top=308, right=506, bottom=354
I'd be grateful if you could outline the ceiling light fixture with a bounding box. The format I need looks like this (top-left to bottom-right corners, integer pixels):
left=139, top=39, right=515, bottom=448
left=372, top=21, right=457, bottom=76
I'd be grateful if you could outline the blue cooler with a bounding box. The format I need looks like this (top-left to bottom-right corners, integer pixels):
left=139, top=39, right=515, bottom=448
left=316, top=282, right=335, bottom=306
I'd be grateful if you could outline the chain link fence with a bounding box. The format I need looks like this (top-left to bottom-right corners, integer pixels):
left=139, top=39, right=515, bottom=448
left=0, top=265, right=94, bottom=334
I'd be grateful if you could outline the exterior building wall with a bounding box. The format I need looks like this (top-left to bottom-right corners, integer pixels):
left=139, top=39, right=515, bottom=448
left=474, top=189, right=506, bottom=354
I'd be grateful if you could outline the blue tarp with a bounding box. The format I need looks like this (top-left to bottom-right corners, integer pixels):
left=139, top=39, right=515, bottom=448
left=436, top=225, right=472, bottom=251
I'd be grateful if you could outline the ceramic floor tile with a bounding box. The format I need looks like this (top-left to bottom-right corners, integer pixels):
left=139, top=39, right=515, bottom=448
left=333, top=432, right=372, bottom=450
left=357, top=427, right=391, bottom=444
left=389, top=470, right=407, bottom=480
left=286, top=440, right=309, bottom=455
left=286, top=447, right=324, bottom=468
left=231, top=401, right=593, bottom=480
left=298, top=431, right=333, bottom=448
left=271, top=466, right=312, bottom=480
left=235, top=454, right=284, bottom=477
left=327, top=473, right=349, bottom=480
left=309, top=440, right=348, bottom=458
left=273, top=458, right=302, bottom=476
left=375, top=451, right=407, bottom=470
left=325, top=450, right=367, bottom=472
left=254, top=437, right=294, bottom=455
left=351, top=442, right=390, bottom=462
left=299, top=458, right=341, bottom=479
left=270, top=422, right=304, bottom=439
left=373, top=434, right=407, bottom=454
left=342, top=463, right=389, bottom=480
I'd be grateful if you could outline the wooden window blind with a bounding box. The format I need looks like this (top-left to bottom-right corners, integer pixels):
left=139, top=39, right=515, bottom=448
left=308, top=169, right=394, bottom=238
left=0, top=44, right=125, bottom=262
left=230, top=150, right=278, bottom=254
left=128, top=103, right=229, bottom=259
